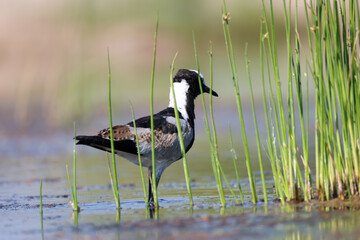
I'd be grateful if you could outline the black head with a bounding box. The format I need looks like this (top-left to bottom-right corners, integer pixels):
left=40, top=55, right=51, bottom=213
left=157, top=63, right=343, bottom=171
left=174, top=69, right=218, bottom=98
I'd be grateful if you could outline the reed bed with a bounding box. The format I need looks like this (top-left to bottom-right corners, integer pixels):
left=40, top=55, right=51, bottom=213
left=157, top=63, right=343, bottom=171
left=219, top=0, right=360, bottom=204
left=258, top=0, right=360, bottom=202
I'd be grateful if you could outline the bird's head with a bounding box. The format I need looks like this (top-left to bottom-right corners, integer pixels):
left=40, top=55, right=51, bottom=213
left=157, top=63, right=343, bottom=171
left=173, top=69, right=218, bottom=99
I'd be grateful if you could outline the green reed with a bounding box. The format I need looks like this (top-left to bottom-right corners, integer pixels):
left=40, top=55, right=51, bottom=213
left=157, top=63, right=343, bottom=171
left=245, top=44, right=268, bottom=204
left=307, top=0, right=360, bottom=200
left=209, top=44, right=240, bottom=204
left=130, top=102, right=148, bottom=207
left=261, top=0, right=292, bottom=201
left=150, top=12, right=159, bottom=209
left=228, top=125, right=244, bottom=203
left=222, top=0, right=257, bottom=204
left=169, top=52, right=194, bottom=207
left=259, top=0, right=360, bottom=202
left=107, top=50, right=120, bottom=210
left=66, top=122, right=80, bottom=212
left=193, top=34, right=226, bottom=206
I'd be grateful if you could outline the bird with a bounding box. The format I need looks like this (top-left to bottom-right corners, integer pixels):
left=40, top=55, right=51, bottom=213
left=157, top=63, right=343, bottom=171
left=75, top=69, right=218, bottom=208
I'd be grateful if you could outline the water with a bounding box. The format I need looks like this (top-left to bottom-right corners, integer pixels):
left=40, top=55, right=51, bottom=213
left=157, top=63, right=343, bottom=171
left=1, top=133, right=359, bottom=239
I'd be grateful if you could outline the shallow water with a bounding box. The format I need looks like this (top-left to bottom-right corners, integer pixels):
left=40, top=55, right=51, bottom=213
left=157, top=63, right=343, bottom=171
left=1, top=133, right=359, bottom=239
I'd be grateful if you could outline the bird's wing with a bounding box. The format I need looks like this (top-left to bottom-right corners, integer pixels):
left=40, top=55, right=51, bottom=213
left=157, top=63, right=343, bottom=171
left=127, top=108, right=180, bottom=134
left=97, top=125, right=135, bottom=141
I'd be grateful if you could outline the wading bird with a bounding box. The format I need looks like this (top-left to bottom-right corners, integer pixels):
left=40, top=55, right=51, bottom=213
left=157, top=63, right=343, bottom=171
left=75, top=69, right=218, bottom=208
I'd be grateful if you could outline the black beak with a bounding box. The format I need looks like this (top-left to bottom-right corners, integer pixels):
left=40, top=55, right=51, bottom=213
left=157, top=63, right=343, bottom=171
left=202, top=84, right=219, bottom=97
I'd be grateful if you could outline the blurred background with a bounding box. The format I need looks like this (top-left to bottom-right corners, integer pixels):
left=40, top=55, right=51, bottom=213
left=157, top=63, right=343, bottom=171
left=0, top=0, right=312, bottom=157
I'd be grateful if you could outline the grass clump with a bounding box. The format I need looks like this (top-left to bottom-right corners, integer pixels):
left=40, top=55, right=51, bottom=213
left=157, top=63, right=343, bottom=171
left=259, top=0, right=360, bottom=202
left=222, top=0, right=258, bottom=205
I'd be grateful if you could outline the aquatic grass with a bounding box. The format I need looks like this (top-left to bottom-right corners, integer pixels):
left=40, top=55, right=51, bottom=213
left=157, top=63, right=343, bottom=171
left=192, top=36, right=225, bottom=206
left=259, top=21, right=284, bottom=203
left=308, top=0, right=360, bottom=200
left=228, top=125, right=244, bottom=203
left=169, top=52, right=194, bottom=207
left=207, top=43, right=226, bottom=204
left=66, top=122, right=80, bottom=212
left=259, top=0, right=360, bottom=202
left=222, top=0, right=257, bottom=204
left=292, top=0, right=310, bottom=201
left=130, top=102, right=148, bottom=207
left=259, top=0, right=306, bottom=202
left=149, top=12, right=159, bottom=209
left=107, top=49, right=120, bottom=210
left=244, top=44, right=268, bottom=204
left=261, top=0, right=294, bottom=201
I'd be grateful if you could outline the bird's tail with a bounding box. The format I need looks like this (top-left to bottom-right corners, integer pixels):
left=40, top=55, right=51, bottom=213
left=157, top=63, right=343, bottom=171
left=75, top=135, right=112, bottom=151
left=75, top=135, right=137, bottom=154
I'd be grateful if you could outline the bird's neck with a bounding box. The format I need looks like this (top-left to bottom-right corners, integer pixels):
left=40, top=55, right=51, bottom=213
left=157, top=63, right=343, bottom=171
left=168, top=81, right=195, bottom=127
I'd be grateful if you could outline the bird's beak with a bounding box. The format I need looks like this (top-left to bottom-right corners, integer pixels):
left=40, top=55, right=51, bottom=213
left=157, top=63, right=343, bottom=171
left=202, top=84, right=219, bottom=97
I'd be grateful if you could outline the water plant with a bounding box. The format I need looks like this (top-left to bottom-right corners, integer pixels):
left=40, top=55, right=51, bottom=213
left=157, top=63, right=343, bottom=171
left=130, top=102, right=148, bottom=207
left=245, top=43, right=268, bottom=204
left=66, top=122, right=80, bottom=212
left=150, top=12, right=160, bottom=209
left=259, top=0, right=360, bottom=202
left=222, top=0, right=258, bottom=204
left=229, top=125, right=244, bottom=203
left=192, top=35, right=226, bottom=206
left=169, top=52, right=194, bottom=207
left=107, top=50, right=120, bottom=210
left=193, top=34, right=241, bottom=205
left=308, top=0, right=360, bottom=200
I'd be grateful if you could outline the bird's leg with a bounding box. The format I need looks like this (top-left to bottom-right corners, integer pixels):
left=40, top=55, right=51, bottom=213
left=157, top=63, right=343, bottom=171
left=147, top=168, right=163, bottom=209
left=148, top=169, right=155, bottom=209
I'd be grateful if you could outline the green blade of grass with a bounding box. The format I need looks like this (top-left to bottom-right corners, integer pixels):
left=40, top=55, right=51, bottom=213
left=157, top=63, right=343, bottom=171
left=229, top=125, right=244, bottom=203
left=169, top=52, right=193, bottom=207
left=150, top=12, right=159, bottom=209
left=245, top=43, right=268, bottom=204
left=107, top=49, right=120, bottom=210
left=222, top=0, right=257, bottom=204
left=130, top=102, right=148, bottom=206
left=193, top=34, right=226, bottom=206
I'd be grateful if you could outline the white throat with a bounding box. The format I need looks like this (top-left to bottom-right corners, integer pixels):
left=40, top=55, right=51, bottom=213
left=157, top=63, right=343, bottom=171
left=168, top=80, right=189, bottom=120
